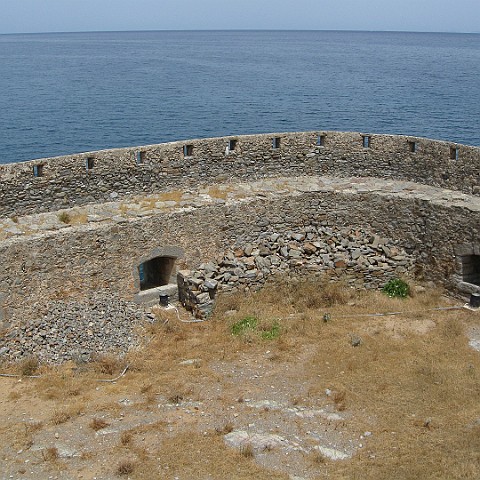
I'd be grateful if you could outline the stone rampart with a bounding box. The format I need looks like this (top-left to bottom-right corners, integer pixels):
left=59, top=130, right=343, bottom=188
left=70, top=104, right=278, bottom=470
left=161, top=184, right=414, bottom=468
left=1, top=131, right=478, bottom=217
left=1, top=176, right=479, bottom=321
left=0, top=132, right=479, bottom=362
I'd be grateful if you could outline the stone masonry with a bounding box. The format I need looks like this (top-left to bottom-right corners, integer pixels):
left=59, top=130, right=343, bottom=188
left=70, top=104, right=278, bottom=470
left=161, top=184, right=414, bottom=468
left=0, top=131, right=478, bottom=218
left=0, top=132, right=479, bottom=362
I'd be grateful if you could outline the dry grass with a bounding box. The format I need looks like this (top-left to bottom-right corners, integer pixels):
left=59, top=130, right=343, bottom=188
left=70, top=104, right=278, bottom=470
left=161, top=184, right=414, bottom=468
left=67, top=212, right=88, bottom=225
left=333, top=390, right=347, bottom=411
left=215, top=422, right=235, bottom=435
left=51, top=409, right=72, bottom=425
left=131, top=432, right=282, bottom=479
left=42, top=447, right=59, bottom=462
left=120, top=431, right=133, bottom=446
left=57, top=211, right=71, bottom=224
left=309, top=449, right=327, bottom=464
left=50, top=403, right=83, bottom=425
left=158, top=190, right=183, bottom=202
left=116, top=459, right=135, bottom=476
left=18, top=356, right=39, bottom=376
left=91, top=353, right=123, bottom=376
left=2, top=278, right=480, bottom=479
left=8, top=391, right=21, bottom=401
left=36, top=364, right=93, bottom=400
left=89, top=417, right=110, bottom=431
left=240, top=442, right=255, bottom=458
left=208, top=185, right=233, bottom=199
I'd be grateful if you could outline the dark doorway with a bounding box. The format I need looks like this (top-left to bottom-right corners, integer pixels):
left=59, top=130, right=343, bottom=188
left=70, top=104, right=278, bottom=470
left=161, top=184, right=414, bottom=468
left=461, top=255, right=480, bottom=286
left=139, top=257, right=176, bottom=291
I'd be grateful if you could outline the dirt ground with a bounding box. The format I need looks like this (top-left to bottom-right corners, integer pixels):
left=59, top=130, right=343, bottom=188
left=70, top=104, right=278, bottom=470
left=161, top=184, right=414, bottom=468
left=1, top=280, right=480, bottom=480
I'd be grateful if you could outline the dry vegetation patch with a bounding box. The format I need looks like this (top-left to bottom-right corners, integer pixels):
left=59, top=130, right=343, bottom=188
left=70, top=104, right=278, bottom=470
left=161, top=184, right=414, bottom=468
left=1, top=278, right=479, bottom=479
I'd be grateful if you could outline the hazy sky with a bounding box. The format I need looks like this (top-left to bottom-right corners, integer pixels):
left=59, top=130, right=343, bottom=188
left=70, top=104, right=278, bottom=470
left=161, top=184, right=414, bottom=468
left=1, top=0, right=479, bottom=34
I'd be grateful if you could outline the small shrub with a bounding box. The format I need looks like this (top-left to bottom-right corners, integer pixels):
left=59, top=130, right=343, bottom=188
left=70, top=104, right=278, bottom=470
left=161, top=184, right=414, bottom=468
left=261, top=321, right=280, bottom=340
left=19, top=356, right=39, bottom=376
left=310, top=450, right=327, bottom=464
left=58, top=211, right=71, bottom=224
left=231, top=316, right=258, bottom=335
left=120, top=431, right=133, bottom=446
left=140, top=383, right=153, bottom=394
left=116, top=460, right=135, bottom=476
left=24, top=421, right=43, bottom=434
left=215, top=422, right=234, bottom=434
left=51, top=409, right=71, bottom=425
left=92, top=353, right=122, bottom=376
left=382, top=278, right=410, bottom=298
left=8, top=391, right=21, bottom=401
left=333, top=390, right=347, bottom=411
left=168, top=394, right=184, bottom=404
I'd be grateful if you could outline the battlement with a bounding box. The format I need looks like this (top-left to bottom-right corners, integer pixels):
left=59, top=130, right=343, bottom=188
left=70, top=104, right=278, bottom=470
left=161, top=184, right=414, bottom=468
left=1, top=131, right=478, bottom=217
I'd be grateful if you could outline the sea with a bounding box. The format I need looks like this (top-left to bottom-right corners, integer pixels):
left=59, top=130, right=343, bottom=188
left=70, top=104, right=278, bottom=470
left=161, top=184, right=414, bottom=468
left=0, top=30, right=479, bottom=164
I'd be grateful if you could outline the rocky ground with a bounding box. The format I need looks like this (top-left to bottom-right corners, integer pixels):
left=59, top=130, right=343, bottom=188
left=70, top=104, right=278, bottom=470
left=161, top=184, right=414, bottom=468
left=1, top=287, right=480, bottom=480
left=0, top=295, right=147, bottom=363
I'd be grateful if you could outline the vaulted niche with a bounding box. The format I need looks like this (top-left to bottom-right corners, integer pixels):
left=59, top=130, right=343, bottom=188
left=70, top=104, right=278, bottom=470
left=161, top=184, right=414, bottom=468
left=461, top=255, right=480, bottom=286
left=138, top=256, right=176, bottom=291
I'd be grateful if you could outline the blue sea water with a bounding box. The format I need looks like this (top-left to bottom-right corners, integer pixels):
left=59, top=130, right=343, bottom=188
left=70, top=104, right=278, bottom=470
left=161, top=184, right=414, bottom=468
left=0, top=30, right=479, bottom=164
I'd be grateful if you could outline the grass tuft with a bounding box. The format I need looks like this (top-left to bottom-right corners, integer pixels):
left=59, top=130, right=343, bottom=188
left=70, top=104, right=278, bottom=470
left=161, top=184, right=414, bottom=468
left=260, top=321, right=281, bottom=340
left=42, top=447, right=59, bottom=462
left=120, top=431, right=133, bottom=446
left=90, top=417, right=110, bottom=431
left=231, top=316, right=258, bottom=335
left=18, top=356, right=39, bottom=376
left=240, top=442, right=254, bottom=458
left=333, top=390, right=347, bottom=411
left=309, top=450, right=327, bottom=464
left=51, top=409, right=72, bottom=425
left=58, top=211, right=71, bottom=224
left=116, top=459, right=135, bottom=476
left=92, top=353, right=122, bottom=376
left=215, top=422, right=234, bottom=435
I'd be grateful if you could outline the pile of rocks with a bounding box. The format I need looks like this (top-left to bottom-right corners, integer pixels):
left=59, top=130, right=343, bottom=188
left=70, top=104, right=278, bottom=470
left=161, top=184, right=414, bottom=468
left=0, top=294, right=146, bottom=363
left=178, top=226, right=414, bottom=317
left=177, top=272, right=218, bottom=318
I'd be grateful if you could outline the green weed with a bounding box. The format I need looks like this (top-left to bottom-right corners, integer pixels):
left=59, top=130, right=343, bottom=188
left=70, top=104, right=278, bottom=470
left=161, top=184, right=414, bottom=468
left=231, top=316, right=258, bottom=335
left=382, top=278, right=410, bottom=298
left=261, top=321, right=280, bottom=340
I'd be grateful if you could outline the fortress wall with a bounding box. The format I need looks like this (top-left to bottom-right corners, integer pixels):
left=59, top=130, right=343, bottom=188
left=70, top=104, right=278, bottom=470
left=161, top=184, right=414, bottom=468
left=1, top=188, right=478, bottom=325
left=1, top=131, right=478, bottom=217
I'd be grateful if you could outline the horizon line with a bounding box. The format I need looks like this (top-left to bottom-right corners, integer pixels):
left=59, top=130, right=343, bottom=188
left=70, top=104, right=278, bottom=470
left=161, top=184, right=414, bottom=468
left=1, top=28, right=479, bottom=36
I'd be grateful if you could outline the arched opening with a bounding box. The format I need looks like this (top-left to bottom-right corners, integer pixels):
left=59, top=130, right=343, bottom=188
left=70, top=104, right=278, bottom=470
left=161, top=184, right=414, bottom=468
left=138, top=256, right=176, bottom=291
left=461, top=255, right=480, bottom=287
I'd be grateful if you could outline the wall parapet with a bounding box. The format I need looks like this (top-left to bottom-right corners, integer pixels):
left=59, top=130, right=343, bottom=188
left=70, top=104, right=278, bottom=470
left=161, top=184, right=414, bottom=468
left=1, top=131, right=479, bottom=217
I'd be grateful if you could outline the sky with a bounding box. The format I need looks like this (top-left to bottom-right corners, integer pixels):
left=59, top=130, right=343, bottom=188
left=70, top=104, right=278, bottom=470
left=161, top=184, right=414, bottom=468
left=0, top=0, right=479, bottom=34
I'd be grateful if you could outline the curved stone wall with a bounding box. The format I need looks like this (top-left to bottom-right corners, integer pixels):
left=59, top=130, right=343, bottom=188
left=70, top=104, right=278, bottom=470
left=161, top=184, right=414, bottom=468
left=0, top=132, right=479, bottom=362
left=0, top=131, right=479, bottom=217
left=1, top=175, right=479, bottom=320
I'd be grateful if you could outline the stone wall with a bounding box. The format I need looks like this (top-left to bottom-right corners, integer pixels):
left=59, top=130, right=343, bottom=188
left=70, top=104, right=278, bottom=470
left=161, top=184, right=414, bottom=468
left=177, top=225, right=415, bottom=318
left=1, top=132, right=479, bottom=362
left=1, top=131, right=479, bottom=217
left=1, top=184, right=478, bottom=328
